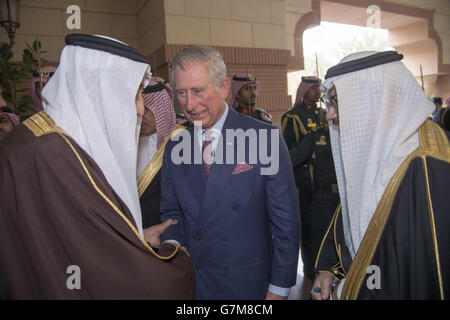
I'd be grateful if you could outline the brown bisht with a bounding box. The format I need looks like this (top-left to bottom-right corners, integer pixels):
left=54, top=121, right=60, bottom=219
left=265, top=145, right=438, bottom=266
left=0, top=112, right=195, bottom=299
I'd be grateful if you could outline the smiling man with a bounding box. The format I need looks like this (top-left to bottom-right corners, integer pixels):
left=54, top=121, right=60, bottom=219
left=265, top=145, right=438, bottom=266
left=160, top=45, right=300, bottom=300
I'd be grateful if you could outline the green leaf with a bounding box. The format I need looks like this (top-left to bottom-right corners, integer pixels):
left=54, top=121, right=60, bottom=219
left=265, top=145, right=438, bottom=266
left=22, top=49, right=33, bottom=66
left=0, top=40, right=46, bottom=114
left=25, top=42, right=33, bottom=52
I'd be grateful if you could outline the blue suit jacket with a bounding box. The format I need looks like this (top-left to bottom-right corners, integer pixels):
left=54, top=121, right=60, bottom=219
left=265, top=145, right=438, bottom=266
left=160, top=107, right=300, bottom=299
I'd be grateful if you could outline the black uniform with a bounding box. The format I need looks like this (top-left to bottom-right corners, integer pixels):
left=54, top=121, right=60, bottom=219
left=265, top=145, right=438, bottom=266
left=443, top=107, right=450, bottom=131
left=282, top=102, right=339, bottom=280
left=281, top=101, right=325, bottom=217
left=290, top=129, right=340, bottom=280
left=433, top=106, right=450, bottom=132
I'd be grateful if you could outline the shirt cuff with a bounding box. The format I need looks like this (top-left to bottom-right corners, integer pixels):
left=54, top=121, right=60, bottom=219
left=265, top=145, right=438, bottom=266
left=163, top=239, right=180, bottom=247
left=268, top=284, right=291, bottom=297
left=337, top=278, right=345, bottom=300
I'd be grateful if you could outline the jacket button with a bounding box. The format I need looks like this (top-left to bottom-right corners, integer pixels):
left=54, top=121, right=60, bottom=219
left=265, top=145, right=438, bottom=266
left=232, top=205, right=238, bottom=211
left=222, top=237, right=229, bottom=242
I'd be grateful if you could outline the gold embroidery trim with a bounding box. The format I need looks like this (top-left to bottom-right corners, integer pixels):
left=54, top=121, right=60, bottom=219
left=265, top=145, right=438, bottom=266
left=283, top=114, right=307, bottom=143
left=314, top=203, right=341, bottom=268
left=137, top=124, right=186, bottom=197
left=422, top=156, right=444, bottom=300
left=334, top=206, right=347, bottom=277
left=281, top=116, right=289, bottom=136
left=287, top=115, right=300, bottom=142
left=23, top=111, right=56, bottom=136
left=293, top=114, right=308, bottom=137
left=341, top=120, right=450, bottom=300
left=24, top=112, right=179, bottom=261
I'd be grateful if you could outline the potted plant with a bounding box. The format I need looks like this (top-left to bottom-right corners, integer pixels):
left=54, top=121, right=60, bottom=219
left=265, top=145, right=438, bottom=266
left=0, top=39, right=47, bottom=120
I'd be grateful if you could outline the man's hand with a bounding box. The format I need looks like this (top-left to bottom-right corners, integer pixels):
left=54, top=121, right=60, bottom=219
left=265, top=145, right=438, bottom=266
left=311, top=272, right=336, bottom=300
left=265, top=291, right=288, bottom=300
left=143, top=219, right=177, bottom=247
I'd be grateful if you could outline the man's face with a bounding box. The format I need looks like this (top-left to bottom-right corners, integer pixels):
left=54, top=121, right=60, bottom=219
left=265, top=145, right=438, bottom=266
left=136, top=81, right=145, bottom=117
left=325, top=86, right=339, bottom=124
left=303, top=84, right=321, bottom=106
left=0, top=113, right=14, bottom=140
left=174, top=62, right=230, bottom=129
left=140, top=108, right=156, bottom=137
left=236, top=82, right=258, bottom=107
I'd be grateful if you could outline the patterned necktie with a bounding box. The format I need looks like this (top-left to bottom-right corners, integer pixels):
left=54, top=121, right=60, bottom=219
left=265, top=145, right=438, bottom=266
left=202, top=131, right=213, bottom=177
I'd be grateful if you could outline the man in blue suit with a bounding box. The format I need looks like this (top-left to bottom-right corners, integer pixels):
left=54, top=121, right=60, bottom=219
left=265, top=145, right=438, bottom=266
left=159, top=45, right=300, bottom=300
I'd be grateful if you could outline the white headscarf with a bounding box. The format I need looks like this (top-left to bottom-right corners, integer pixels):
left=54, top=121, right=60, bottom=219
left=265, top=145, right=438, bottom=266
left=137, top=134, right=158, bottom=177
left=322, top=51, right=434, bottom=258
left=42, top=35, right=152, bottom=235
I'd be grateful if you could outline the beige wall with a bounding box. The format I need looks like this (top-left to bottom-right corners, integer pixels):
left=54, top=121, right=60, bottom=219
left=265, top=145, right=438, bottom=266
left=2, top=1, right=448, bottom=70
left=384, top=0, right=450, bottom=65
left=0, top=0, right=141, bottom=62
left=284, top=0, right=450, bottom=62
left=284, top=0, right=450, bottom=100
left=137, top=0, right=165, bottom=56
left=285, top=0, right=312, bottom=57
left=161, top=0, right=292, bottom=126
left=164, top=0, right=287, bottom=49
left=2, top=0, right=449, bottom=115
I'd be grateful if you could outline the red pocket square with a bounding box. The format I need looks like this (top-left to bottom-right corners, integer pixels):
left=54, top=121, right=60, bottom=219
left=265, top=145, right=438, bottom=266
left=232, top=162, right=254, bottom=175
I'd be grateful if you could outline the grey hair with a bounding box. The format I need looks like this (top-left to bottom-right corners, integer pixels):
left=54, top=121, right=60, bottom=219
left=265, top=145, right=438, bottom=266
left=170, top=45, right=227, bottom=89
